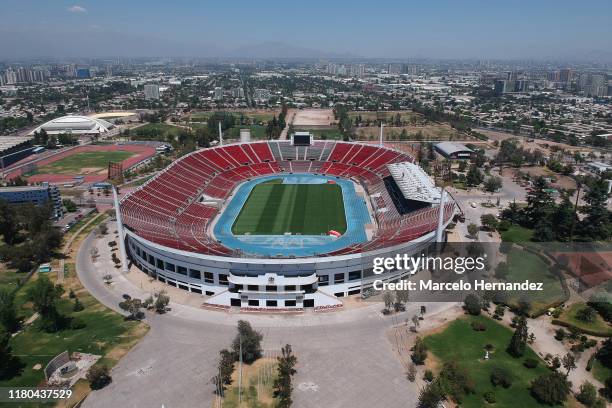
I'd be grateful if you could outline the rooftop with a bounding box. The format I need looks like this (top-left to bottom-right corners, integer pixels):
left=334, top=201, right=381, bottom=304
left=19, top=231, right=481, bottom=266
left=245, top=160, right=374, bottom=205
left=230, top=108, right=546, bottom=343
left=387, top=161, right=441, bottom=204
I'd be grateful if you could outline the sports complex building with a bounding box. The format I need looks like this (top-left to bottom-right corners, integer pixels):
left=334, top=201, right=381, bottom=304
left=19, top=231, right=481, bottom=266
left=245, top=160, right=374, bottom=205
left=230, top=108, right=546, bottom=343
left=118, top=137, right=457, bottom=310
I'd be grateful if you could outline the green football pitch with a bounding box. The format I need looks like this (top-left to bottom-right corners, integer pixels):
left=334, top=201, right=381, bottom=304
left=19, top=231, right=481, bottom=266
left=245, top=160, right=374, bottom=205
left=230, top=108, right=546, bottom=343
left=232, top=182, right=347, bottom=235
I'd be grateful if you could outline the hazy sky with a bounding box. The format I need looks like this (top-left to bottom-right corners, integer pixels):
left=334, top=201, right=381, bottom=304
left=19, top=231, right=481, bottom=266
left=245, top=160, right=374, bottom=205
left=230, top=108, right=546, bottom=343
left=2, top=0, right=612, bottom=59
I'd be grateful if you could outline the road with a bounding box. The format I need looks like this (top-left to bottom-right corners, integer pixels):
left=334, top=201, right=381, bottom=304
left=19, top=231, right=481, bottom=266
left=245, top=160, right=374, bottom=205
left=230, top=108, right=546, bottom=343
left=76, top=229, right=457, bottom=408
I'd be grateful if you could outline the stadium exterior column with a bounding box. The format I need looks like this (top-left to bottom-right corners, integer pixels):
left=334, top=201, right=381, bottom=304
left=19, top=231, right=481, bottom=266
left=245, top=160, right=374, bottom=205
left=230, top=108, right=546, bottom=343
left=113, top=186, right=129, bottom=273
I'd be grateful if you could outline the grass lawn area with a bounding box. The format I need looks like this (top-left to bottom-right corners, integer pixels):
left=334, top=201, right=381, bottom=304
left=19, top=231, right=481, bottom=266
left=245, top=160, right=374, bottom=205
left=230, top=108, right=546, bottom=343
left=503, top=249, right=566, bottom=315
left=2, top=291, right=146, bottom=390
left=221, top=356, right=278, bottom=408
left=424, top=315, right=552, bottom=407
left=227, top=125, right=267, bottom=139
left=500, top=225, right=534, bottom=243
left=34, top=151, right=135, bottom=175
left=592, top=359, right=612, bottom=384
left=556, top=302, right=612, bottom=336
left=190, top=111, right=278, bottom=124
left=232, top=183, right=346, bottom=235
left=294, top=127, right=344, bottom=140
left=132, top=122, right=183, bottom=142
left=0, top=213, right=148, bottom=406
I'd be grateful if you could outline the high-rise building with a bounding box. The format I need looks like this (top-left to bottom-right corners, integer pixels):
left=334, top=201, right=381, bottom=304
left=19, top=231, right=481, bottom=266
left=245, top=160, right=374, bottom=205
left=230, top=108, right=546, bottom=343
left=144, top=84, right=161, bottom=100
left=559, top=68, right=572, bottom=83
left=494, top=79, right=508, bottom=95
left=214, top=87, right=224, bottom=101
left=76, top=68, right=91, bottom=79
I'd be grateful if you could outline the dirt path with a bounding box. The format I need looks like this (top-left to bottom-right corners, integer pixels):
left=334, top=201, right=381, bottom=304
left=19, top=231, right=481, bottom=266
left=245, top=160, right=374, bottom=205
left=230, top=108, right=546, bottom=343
left=500, top=312, right=603, bottom=391
left=279, top=109, right=296, bottom=140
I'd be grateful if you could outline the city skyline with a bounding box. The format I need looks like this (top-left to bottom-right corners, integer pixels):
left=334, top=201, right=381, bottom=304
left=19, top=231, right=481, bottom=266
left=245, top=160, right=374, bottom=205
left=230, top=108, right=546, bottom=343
left=1, top=0, right=612, bottom=61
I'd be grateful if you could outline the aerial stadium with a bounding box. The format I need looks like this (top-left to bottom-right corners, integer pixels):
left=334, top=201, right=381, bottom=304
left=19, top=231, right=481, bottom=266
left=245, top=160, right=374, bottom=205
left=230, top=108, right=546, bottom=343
left=118, top=134, right=458, bottom=311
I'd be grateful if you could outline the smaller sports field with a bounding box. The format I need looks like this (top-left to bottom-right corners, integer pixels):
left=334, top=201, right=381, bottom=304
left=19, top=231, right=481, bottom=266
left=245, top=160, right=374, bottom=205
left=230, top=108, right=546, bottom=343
left=33, top=151, right=136, bottom=175
left=232, top=181, right=347, bottom=235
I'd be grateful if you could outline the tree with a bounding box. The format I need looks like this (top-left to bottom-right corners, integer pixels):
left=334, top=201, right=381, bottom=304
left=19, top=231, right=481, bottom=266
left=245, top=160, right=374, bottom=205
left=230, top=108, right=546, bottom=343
left=273, top=344, right=297, bottom=408
left=0, top=327, right=23, bottom=380
left=26, top=275, right=66, bottom=332
left=436, top=361, right=475, bottom=403
left=411, top=336, right=428, bottom=365
left=466, top=165, right=484, bottom=187
left=576, top=306, right=597, bottom=323
left=490, top=366, right=513, bottom=388
left=552, top=195, right=575, bottom=241
left=579, top=176, right=611, bottom=241
left=480, top=214, right=499, bottom=231
left=154, top=291, right=170, bottom=314
left=382, top=291, right=394, bottom=312
left=596, top=338, right=612, bottom=369
left=576, top=381, right=597, bottom=407
left=211, top=348, right=235, bottom=396
left=463, top=294, right=482, bottom=316
left=232, top=320, right=263, bottom=364
left=561, top=352, right=576, bottom=377
left=0, top=288, right=19, bottom=333
left=86, top=365, right=112, bottom=390
left=73, top=297, right=84, bottom=312
left=484, top=176, right=502, bottom=192
left=530, top=372, right=570, bottom=405
left=467, top=223, right=479, bottom=239
left=417, top=382, right=443, bottom=408
left=524, top=177, right=554, bottom=228
left=507, top=316, right=528, bottom=357
left=118, top=295, right=143, bottom=320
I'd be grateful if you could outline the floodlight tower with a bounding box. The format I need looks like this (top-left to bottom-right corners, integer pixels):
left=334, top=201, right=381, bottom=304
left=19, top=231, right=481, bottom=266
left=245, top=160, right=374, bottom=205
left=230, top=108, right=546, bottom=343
left=435, top=188, right=446, bottom=243
left=379, top=123, right=384, bottom=147
left=113, top=186, right=129, bottom=273
left=218, top=121, right=223, bottom=146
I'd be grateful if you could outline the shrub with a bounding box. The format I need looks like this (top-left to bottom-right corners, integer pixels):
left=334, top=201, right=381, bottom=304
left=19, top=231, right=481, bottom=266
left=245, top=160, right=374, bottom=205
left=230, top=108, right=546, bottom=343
left=523, top=358, right=539, bottom=369
left=423, top=369, right=434, bottom=382
left=411, top=337, right=428, bottom=365
left=464, top=294, right=482, bottom=316
left=554, top=328, right=566, bottom=341
left=576, top=381, right=597, bottom=407
left=530, top=372, right=570, bottom=405
left=471, top=321, right=486, bottom=331
left=490, top=366, right=513, bottom=388
left=86, top=365, right=112, bottom=390
left=483, top=391, right=496, bottom=404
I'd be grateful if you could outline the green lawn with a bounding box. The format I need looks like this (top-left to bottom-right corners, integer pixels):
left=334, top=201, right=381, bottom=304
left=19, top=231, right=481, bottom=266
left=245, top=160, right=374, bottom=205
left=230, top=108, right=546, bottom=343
left=500, top=225, right=534, bottom=243
left=227, top=125, right=267, bottom=139
left=34, top=151, right=135, bottom=174
left=2, top=293, right=144, bottom=391
left=294, top=128, right=344, bottom=140
left=132, top=122, right=183, bottom=142
left=232, top=182, right=346, bottom=235
left=503, top=249, right=566, bottom=315
left=424, top=315, right=552, bottom=408
left=556, top=303, right=612, bottom=336
left=592, top=359, right=612, bottom=384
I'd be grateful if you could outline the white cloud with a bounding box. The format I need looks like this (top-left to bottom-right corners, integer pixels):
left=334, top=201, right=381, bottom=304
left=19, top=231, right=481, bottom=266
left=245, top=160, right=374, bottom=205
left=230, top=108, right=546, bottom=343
left=67, top=5, right=87, bottom=13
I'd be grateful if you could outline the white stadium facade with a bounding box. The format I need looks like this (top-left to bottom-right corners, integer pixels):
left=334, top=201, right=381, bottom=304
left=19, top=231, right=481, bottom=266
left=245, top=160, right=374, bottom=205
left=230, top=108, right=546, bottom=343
left=116, top=138, right=458, bottom=311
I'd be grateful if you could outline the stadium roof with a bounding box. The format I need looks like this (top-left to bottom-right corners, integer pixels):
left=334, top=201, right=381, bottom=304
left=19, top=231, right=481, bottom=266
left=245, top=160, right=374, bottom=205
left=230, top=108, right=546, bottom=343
left=29, top=115, right=114, bottom=135
left=0, top=136, right=33, bottom=154
left=387, top=162, right=441, bottom=204
left=434, top=142, right=474, bottom=157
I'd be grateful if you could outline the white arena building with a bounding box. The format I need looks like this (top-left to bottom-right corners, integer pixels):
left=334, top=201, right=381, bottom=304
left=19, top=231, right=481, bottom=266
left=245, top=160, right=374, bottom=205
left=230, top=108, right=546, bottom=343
left=29, top=115, right=115, bottom=136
